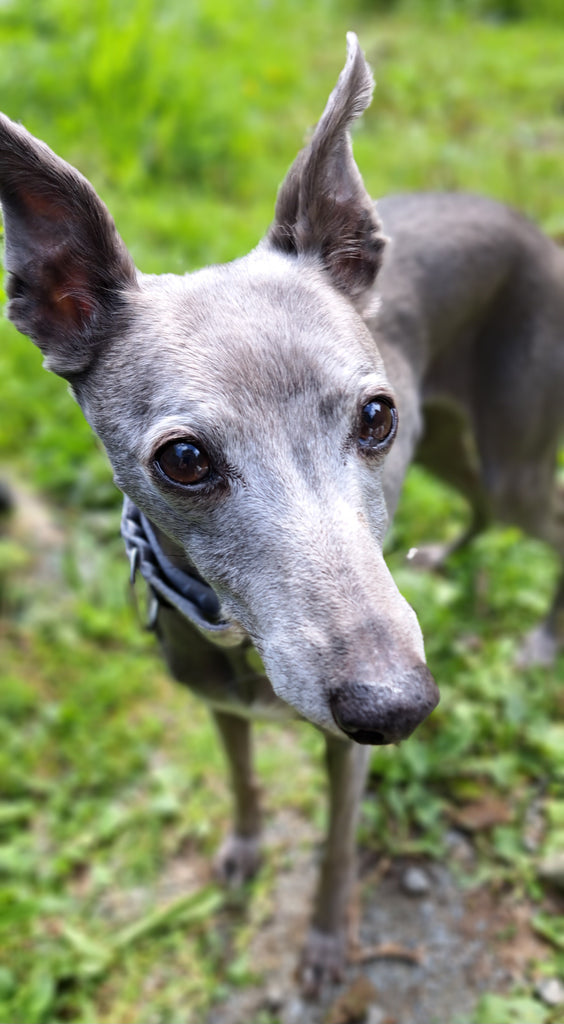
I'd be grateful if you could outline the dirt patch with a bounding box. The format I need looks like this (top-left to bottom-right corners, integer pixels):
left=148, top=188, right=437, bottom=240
left=205, top=813, right=553, bottom=1024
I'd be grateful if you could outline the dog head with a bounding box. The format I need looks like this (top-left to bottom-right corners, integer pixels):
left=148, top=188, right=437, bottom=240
left=0, top=35, right=439, bottom=742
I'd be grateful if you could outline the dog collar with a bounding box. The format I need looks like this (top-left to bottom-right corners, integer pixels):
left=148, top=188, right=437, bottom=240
left=120, top=496, right=245, bottom=647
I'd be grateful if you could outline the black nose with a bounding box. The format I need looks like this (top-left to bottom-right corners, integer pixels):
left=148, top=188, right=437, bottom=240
left=330, top=665, right=439, bottom=745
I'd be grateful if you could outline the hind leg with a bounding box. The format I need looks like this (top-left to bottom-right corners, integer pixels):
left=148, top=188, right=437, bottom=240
left=413, top=395, right=564, bottom=665
left=511, top=480, right=564, bottom=667
left=480, top=446, right=564, bottom=667
left=517, top=569, right=564, bottom=667
left=468, top=282, right=564, bottom=665
left=410, top=398, right=490, bottom=569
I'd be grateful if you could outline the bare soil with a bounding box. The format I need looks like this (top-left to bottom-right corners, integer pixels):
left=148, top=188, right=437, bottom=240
left=204, top=811, right=554, bottom=1024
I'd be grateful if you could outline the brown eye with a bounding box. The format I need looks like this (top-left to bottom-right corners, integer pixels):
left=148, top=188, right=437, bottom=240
left=155, top=440, right=211, bottom=485
left=358, top=397, right=397, bottom=449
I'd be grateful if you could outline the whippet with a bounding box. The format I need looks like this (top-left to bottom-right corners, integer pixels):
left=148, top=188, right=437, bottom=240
left=1, top=34, right=562, bottom=992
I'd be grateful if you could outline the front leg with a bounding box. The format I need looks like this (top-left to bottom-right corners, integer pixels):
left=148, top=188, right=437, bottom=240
left=300, top=736, right=371, bottom=995
left=153, top=603, right=263, bottom=885
left=212, top=709, right=262, bottom=886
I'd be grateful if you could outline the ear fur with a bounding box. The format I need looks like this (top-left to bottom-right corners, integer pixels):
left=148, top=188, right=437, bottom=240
left=268, top=33, right=385, bottom=304
left=0, top=113, right=137, bottom=378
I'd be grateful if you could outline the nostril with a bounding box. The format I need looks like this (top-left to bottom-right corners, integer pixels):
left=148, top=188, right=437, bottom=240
left=330, top=699, right=388, bottom=745
left=331, top=696, right=393, bottom=745
left=346, top=727, right=388, bottom=745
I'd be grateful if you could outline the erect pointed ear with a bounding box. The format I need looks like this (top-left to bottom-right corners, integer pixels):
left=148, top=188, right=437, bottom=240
left=0, top=114, right=138, bottom=378
left=267, top=33, right=386, bottom=306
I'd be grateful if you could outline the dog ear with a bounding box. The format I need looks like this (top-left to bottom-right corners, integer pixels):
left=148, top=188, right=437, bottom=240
left=0, top=114, right=137, bottom=378
left=268, top=33, right=385, bottom=304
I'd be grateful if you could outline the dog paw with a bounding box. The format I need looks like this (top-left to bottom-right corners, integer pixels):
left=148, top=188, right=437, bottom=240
left=298, top=927, right=347, bottom=998
left=405, top=543, right=450, bottom=571
left=515, top=624, right=558, bottom=669
left=214, top=833, right=262, bottom=887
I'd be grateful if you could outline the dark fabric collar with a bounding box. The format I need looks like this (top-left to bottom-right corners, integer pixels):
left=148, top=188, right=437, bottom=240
left=120, top=496, right=237, bottom=639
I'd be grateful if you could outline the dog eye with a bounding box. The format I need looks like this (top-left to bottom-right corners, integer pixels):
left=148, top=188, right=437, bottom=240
left=358, top=397, right=397, bottom=449
left=155, top=440, right=211, bottom=486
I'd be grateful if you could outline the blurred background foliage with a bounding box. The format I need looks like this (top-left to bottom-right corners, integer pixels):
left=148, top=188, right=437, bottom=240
left=1, top=1, right=564, bottom=1022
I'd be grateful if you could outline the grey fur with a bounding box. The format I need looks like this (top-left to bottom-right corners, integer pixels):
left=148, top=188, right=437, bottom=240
left=1, top=32, right=562, bottom=990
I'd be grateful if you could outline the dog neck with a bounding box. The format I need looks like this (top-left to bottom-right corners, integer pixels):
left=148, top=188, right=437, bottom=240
left=120, top=496, right=247, bottom=649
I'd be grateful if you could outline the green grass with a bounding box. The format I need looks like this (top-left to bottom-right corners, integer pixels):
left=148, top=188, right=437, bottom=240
left=1, top=2, right=564, bottom=1021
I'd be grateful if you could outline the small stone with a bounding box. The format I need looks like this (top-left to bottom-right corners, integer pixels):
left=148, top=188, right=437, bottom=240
left=401, top=866, right=431, bottom=896
left=535, top=977, right=564, bottom=1007
left=366, top=1008, right=388, bottom=1024
left=445, top=828, right=475, bottom=864
left=264, top=985, right=284, bottom=1012
left=537, top=852, right=564, bottom=889
left=325, top=976, right=378, bottom=1024
left=285, top=997, right=307, bottom=1024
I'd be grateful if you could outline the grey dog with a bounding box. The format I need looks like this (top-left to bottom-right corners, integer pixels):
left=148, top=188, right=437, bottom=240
left=1, top=33, right=562, bottom=992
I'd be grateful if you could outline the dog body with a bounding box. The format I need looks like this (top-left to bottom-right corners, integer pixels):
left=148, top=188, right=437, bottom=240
left=1, top=35, right=563, bottom=991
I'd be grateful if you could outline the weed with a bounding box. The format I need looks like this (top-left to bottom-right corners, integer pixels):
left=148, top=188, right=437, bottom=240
left=1, top=2, right=564, bottom=1021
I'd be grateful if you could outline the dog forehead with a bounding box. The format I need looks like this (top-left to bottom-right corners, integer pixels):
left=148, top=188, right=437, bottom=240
left=84, top=252, right=389, bottom=458
left=133, top=251, right=381, bottom=394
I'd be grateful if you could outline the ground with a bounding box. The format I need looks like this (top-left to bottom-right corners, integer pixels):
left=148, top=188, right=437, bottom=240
left=2, top=7, right=564, bottom=1021
left=2, top=472, right=564, bottom=1024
